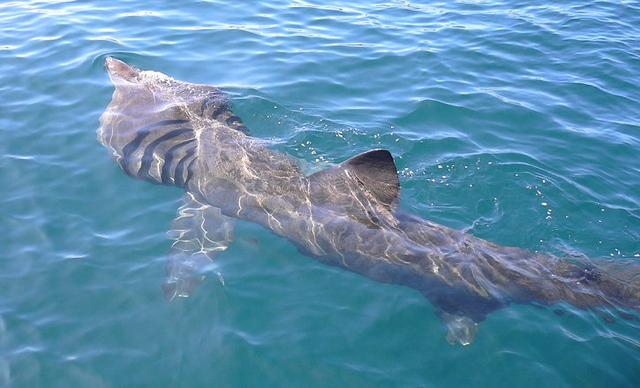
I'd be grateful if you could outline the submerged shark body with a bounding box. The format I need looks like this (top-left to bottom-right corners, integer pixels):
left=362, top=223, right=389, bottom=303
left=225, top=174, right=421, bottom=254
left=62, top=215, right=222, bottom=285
left=98, top=58, right=639, bottom=345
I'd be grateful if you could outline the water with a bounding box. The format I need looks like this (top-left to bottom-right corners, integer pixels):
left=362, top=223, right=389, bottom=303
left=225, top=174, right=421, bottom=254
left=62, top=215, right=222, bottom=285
left=1, top=0, right=639, bottom=386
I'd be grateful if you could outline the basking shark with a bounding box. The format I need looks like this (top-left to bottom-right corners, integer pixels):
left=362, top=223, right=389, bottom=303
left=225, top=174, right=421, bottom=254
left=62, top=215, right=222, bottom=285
left=98, top=58, right=639, bottom=345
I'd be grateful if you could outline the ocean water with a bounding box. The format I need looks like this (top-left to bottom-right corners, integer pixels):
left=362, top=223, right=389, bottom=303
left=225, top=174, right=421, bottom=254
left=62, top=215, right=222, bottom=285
left=1, top=0, right=639, bottom=386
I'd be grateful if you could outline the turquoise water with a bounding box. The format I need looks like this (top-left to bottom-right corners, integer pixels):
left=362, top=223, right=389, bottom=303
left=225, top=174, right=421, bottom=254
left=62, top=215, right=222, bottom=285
left=1, top=0, right=640, bottom=386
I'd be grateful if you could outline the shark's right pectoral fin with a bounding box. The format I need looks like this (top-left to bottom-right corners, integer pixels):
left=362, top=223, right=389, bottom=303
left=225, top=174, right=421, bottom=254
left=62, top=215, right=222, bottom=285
left=163, top=193, right=234, bottom=301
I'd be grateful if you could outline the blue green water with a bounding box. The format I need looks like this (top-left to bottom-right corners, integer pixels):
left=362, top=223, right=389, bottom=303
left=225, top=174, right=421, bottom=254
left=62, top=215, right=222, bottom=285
left=1, top=0, right=639, bottom=386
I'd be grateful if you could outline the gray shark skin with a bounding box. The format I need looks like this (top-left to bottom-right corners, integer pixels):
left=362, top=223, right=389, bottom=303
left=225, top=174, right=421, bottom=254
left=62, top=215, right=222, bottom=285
left=98, top=58, right=639, bottom=345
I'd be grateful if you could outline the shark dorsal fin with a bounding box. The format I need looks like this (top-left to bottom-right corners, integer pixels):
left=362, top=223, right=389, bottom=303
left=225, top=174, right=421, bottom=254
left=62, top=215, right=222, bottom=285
left=309, top=150, right=400, bottom=217
left=340, top=149, right=400, bottom=207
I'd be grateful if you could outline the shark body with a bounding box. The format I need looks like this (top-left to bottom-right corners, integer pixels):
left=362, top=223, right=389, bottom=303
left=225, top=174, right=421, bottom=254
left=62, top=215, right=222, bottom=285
left=98, top=58, right=638, bottom=345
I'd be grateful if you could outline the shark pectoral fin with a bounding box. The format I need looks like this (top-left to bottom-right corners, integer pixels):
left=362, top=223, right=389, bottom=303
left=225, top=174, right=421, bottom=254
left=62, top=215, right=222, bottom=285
left=442, top=313, right=479, bottom=346
left=163, top=193, right=234, bottom=301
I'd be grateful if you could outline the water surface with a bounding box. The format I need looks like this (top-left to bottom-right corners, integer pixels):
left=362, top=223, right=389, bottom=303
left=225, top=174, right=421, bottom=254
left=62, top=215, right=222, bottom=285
left=1, top=0, right=639, bottom=387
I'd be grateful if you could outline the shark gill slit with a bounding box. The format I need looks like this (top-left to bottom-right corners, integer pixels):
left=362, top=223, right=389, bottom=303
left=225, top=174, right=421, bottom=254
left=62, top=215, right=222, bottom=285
left=161, top=139, right=197, bottom=184
left=174, top=148, right=197, bottom=187
left=119, top=119, right=190, bottom=176
left=137, top=127, right=194, bottom=182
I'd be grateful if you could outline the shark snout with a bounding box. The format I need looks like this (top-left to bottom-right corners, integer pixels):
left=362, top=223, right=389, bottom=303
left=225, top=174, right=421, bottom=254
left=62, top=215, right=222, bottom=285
left=105, top=57, right=140, bottom=83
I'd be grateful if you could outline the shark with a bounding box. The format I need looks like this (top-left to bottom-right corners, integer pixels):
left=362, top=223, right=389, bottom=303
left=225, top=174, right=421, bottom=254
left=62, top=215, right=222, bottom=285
left=98, top=58, right=639, bottom=345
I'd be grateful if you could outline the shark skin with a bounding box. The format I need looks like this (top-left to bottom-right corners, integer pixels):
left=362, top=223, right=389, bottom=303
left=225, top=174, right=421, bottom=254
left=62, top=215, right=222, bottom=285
left=98, top=58, right=639, bottom=345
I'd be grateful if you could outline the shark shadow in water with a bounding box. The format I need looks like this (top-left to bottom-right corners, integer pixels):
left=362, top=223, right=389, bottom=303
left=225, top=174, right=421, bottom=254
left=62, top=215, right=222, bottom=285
left=97, top=58, right=639, bottom=345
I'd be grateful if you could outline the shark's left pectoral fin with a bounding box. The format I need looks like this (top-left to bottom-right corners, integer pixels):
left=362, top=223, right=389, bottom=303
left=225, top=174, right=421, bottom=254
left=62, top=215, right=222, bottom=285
left=163, top=193, right=234, bottom=301
left=442, top=313, right=479, bottom=346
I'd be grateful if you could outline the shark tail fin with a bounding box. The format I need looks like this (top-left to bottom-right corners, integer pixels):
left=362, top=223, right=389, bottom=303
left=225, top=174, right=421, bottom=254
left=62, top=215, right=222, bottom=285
left=588, top=259, right=640, bottom=315
left=547, top=257, right=640, bottom=322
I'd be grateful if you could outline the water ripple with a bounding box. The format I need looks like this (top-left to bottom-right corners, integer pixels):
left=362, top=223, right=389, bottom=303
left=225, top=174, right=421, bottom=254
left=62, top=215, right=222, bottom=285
left=1, top=0, right=640, bottom=386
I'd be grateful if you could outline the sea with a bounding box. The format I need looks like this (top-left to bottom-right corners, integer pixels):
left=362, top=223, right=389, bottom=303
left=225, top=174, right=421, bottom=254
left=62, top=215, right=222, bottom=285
left=1, top=0, right=639, bottom=387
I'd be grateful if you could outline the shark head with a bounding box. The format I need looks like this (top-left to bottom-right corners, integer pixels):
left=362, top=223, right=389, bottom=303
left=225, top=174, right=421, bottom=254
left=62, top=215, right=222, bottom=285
left=105, top=57, right=141, bottom=83
left=99, top=58, right=249, bottom=175
left=103, top=57, right=227, bottom=116
left=101, top=57, right=247, bottom=132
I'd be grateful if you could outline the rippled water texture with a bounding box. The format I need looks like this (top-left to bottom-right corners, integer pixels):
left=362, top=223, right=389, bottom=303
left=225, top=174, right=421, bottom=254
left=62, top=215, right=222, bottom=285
left=1, top=1, right=639, bottom=387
